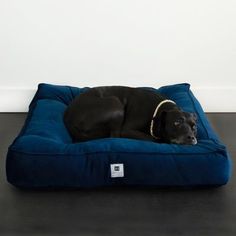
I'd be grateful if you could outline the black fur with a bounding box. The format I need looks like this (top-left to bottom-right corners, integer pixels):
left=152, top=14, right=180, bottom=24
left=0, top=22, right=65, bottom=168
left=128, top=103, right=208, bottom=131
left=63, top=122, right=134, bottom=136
left=64, top=86, right=197, bottom=145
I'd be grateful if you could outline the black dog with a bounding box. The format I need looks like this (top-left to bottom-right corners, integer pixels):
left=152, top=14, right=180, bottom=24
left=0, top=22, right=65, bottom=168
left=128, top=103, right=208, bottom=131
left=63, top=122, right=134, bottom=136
left=64, top=86, right=197, bottom=145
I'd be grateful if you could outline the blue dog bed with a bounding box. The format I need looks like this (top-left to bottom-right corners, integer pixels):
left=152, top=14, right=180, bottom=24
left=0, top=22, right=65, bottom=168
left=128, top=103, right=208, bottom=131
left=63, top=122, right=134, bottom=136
left=6, top=83, right=232, bottom=188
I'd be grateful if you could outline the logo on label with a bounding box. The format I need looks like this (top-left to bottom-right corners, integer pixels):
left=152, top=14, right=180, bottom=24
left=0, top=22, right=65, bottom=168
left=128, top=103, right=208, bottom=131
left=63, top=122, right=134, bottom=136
left=110, top=163, right=124, bottom=178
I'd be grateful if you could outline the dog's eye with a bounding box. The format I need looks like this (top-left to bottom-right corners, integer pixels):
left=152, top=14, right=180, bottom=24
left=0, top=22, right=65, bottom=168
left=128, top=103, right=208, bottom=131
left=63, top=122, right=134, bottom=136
left=174, top=118, right=184, bottom=126
left=174, top=121, right=180, bottom=126
left=192, top=125, right=197, bottom=130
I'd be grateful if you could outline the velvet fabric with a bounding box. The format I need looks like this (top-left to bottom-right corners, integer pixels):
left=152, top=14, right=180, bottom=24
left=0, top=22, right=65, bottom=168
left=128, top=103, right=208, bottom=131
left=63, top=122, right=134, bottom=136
left=6, top=83, right=232, bottom=188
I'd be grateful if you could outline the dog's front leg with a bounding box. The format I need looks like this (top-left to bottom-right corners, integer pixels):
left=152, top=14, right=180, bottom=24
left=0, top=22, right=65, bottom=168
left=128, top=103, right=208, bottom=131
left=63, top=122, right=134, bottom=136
left=121, top=130, right=156, bottom=142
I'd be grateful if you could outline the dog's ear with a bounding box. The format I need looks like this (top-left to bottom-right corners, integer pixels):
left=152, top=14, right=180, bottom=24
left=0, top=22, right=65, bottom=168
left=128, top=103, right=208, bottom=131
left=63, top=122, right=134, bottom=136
left=153, top=110, right=167, bottom=122
left=152, top=110, right=169, bottom=140
left=153, top=110, right=168, bottom=132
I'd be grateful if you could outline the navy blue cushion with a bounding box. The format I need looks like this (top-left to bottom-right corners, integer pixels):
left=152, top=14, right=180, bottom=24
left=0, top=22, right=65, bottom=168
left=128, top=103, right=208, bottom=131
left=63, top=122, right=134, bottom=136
left=6, top=83, right=232, bottom=188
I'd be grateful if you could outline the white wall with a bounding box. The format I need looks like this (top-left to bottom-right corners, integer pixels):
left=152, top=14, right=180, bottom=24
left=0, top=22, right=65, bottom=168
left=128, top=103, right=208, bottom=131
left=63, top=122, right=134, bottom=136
left=0, top=0, right=236, bottom=112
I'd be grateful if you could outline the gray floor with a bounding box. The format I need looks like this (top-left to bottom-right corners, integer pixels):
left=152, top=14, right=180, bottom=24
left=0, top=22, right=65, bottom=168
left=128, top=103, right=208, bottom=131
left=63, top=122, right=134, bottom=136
left=0, top=113, right=235, bottom=236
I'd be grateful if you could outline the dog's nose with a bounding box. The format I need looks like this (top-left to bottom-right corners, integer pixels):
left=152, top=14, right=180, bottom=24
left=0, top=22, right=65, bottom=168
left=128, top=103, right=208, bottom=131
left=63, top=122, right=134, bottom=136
left=187, top=136, right=197, bottom=145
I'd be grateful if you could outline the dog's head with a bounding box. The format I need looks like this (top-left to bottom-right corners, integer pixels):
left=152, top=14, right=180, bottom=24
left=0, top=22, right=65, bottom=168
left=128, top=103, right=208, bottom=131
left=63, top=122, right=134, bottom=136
left=153, top=109, right=198, bottom=145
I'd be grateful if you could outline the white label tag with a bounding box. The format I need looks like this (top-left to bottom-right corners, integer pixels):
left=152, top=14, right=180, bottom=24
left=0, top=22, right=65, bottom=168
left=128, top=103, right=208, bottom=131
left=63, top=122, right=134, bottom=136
left=110, top=164, right=124, bottom=178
